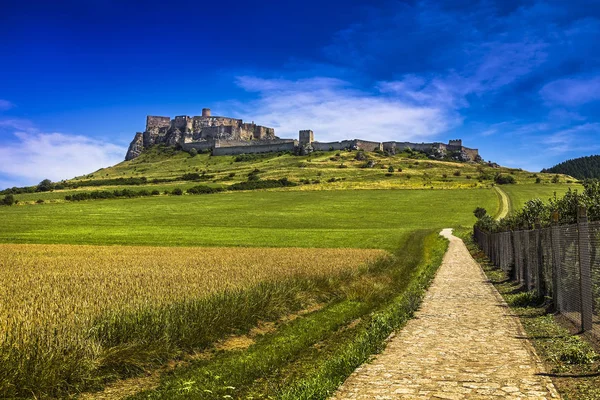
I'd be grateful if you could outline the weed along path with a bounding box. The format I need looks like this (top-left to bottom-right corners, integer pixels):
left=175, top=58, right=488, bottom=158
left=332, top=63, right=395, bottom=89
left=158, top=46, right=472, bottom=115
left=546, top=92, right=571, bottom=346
left=332, top=229, right=559, bottom=400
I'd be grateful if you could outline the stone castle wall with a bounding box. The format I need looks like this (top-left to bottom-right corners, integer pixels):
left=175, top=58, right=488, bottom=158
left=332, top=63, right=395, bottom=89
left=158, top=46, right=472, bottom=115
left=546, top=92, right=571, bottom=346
left=212, top=141, right=297, bottom=156
left=126, top=111, right=480, bottom=161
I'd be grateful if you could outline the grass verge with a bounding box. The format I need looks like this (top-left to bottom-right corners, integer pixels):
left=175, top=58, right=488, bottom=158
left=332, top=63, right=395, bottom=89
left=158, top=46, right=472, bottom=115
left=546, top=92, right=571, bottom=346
left=457, top=228, right=600, bottom=400
left=128, top=230, right=448, bottom=399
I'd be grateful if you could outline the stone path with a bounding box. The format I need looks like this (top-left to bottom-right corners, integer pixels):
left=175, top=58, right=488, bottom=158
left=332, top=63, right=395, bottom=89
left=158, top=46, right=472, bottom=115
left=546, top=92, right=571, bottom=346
left=332, top=229, right=560, bottom=399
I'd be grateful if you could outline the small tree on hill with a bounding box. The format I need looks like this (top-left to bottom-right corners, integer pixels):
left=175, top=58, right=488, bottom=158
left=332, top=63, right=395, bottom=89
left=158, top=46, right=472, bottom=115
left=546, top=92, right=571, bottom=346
left=36, top=179, right=54, bottom=192
left=388, top=166, right=394, bottom=173
left=473, top=207, right=487, bottom=219
left=1, top=194, right=15, bottom=206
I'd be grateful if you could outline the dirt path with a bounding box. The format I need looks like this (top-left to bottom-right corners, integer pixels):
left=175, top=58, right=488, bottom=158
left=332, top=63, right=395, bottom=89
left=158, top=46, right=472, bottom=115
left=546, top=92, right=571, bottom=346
left=332, top=229, right=559, bottom=399
left=494, top=186, right=510, bottom=220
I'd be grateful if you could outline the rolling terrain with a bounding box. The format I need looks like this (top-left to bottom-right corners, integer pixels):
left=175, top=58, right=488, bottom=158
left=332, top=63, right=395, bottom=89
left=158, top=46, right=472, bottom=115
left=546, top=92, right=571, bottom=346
left=0, top=147, right=579, bottom=399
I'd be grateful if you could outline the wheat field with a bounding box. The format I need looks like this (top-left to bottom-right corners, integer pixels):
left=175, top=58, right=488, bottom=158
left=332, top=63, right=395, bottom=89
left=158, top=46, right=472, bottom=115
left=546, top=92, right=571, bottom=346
left=0, top=244, right=387, bottom=397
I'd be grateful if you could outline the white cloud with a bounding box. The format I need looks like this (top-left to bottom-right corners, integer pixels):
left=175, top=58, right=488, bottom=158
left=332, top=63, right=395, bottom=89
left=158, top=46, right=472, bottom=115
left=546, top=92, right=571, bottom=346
left=0, top=120, right=126, bottom=188
left=0, top=100, right=14, bottom=111
left=233, top=76, right=461, bottom=142
left=540, top=76, right=600, bottom=107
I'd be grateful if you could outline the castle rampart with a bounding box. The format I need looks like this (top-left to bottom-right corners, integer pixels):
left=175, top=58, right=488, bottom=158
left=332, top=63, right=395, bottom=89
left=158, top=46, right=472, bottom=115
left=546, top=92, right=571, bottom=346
left=125, top=109, right=480, bottom=162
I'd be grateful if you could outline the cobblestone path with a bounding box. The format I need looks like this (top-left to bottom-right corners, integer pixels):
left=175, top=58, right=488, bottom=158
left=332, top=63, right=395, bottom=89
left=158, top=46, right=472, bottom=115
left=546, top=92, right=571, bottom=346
left=333, top=229, right=560, bottom=399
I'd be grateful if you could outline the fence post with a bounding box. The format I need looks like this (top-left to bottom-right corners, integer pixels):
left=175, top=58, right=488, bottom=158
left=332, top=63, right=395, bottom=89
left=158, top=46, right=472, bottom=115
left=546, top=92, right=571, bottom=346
left=577, top=206, right=593, bottom=332
left=550, top=211, right=560, bottom=312
left=534, top=219, right=545, bottom=297
left=523, top=228, right=531, bottom=290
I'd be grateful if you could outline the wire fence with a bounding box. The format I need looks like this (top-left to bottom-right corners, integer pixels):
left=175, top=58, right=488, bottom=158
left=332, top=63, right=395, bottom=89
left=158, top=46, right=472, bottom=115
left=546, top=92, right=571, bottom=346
left=474, top=207, right=600, bottom=339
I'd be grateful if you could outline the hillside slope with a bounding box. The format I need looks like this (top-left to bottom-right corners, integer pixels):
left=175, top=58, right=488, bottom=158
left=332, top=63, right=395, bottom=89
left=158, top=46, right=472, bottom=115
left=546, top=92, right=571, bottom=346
left=541, top=155, right=600, bottom=179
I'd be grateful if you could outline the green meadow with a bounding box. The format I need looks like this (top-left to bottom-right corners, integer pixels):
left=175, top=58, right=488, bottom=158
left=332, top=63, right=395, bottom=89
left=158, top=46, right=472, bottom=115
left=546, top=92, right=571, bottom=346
left=0, top=188, right=498, bottom=250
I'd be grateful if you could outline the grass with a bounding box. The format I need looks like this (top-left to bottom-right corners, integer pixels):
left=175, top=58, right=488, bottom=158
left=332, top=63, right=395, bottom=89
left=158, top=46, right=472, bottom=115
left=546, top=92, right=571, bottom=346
left=502, top=183, right=583, bottom=212
left=128, top=230, right=448, bottom=400
left=0, top=244, right=386, bottom=398
left=458, top=228, right=600, bottom=400
left=0, top=188, right=498, bottom=250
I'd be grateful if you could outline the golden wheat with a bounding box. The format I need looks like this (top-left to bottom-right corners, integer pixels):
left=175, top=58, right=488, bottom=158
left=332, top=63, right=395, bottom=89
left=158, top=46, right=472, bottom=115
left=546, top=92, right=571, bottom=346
left=0, top=244, right=386, bottom=397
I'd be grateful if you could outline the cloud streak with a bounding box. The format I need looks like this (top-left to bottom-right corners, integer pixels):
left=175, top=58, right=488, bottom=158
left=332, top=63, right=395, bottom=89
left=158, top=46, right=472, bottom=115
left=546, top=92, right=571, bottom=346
left=233, top=76, right=461, bottom=142
left=0, top=120, right=125, bottom=188
left=540, top=76, right=600, bottom=107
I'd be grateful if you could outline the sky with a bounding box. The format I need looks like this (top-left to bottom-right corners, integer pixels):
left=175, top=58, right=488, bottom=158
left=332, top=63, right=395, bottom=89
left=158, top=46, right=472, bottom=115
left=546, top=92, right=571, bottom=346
left=1, top=0, right=600, bottom=188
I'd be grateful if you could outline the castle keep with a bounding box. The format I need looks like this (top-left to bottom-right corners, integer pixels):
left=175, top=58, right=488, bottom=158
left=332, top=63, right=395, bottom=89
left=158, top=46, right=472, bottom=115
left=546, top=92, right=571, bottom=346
left=125, top=110, right=480, bottom=162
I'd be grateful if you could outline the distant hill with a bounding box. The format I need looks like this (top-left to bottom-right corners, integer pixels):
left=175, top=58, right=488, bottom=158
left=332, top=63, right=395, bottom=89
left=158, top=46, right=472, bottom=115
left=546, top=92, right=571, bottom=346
left=541, top=155, right=600, bottom=180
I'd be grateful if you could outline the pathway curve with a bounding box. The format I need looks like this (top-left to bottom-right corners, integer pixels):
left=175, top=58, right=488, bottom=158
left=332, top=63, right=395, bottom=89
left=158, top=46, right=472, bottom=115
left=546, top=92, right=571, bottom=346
left=332, top=229, right=559, bottom=399
left=494, top=186, right=510, bottom=220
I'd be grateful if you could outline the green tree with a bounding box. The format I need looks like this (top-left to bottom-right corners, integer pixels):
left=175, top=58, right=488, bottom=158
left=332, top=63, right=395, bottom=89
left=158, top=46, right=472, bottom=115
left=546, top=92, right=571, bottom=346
left=1, top=194, right=15, bottom=206
left=36, top=179, right=54, bottom=192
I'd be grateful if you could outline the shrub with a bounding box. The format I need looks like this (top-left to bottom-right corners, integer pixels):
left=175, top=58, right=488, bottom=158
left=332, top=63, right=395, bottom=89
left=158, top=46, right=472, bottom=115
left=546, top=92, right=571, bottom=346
left=188, top=148, right=198, bottom=157
left=151, top=190, right=160, bottom=195
left=473, top=207, right=487, bottom=219
left=466, top=175, right=472, bottom=179
left=228, top=172, right=236, bottom=178
left=552, top=174, right=560, bottom=183
left=494, top=174, right=516, bottom=185
left=453, top=170, right=461, bottom=176
left=388, top=166, right=394, bottom=173
left=535, top=177, right=542, bottom=184
left=36, top=199, right=44, bottom=204
left=229, top=178, right=297, bottom=191
left=442, top=174, right=447, bottom=179
left=338, top=163, right=348, bottom=169
left=396, top=167, right=402, bottom=172
left=172, top=188, right=183, bottom=196
left=1, top=194, right=15, bottom=206
left=180, top=173, right=202, bottom=181
left=36, top=179, right=54, bottom=192
left=187, top=185, right=224, bottom=195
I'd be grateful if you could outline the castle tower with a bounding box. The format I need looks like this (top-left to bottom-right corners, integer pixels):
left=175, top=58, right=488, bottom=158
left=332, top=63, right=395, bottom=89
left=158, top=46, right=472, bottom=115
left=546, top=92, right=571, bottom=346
left=299, top=130, right=314, bottom=146
left=448, top=139, right=462, bottom=147
left=202, top=108, right=211, bottom=117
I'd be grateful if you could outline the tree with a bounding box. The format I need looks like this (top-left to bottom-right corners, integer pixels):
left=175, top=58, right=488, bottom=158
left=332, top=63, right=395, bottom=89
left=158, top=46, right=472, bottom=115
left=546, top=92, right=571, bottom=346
left=388, top=166, right=394, bottom=173
left=36, top=179, right=54, bottom=192
left=473, top=207, right=487, bottom=219
left=1, top=194, right=15, bottom=206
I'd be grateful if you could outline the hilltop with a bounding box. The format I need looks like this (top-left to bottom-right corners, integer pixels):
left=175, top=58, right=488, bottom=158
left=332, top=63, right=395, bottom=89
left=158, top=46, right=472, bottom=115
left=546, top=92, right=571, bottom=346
left=542, top=155, right=600, bottom=180
left=0, top=145, right=578, bottom=205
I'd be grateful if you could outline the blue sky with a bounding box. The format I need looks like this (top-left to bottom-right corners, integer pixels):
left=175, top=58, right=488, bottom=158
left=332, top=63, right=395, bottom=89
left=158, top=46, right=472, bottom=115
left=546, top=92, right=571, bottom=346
left=1, top=0, right=600, bottom=188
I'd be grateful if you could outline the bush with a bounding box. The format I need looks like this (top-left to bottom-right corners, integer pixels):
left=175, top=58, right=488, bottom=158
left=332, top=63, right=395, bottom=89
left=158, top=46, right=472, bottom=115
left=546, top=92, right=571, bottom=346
left=535, top=177, right=542, bottom=184
left=228, top=178, right=297, bottom=191
left=36, top=179, right=54, bottom=192
left=396, top=167, right=402, bottom=172
left=1, top=194, right=15, bottom=206
left=188, top=148, right=198, bottom=157
left=388, top=166, right=394, bottom=173
left=36, top=199, right=44, bottom=204
left=442, top=174, right=447, bottom=179
left=494, top=174, right=516, bottom=185
left=228, top=172, right=236, bottom=178
left=172, top=188, right=183, bottom=196
left=338, top=163, right=348, bottom=169
left=151, top=190, right=160, bottom=195
left=187, top=185, right=224, bottom=195
left=453, top=170, right=461, bottom=176
left=473, top=207, right=487, bottom=219
left=552, top=174, right=560, bottom=183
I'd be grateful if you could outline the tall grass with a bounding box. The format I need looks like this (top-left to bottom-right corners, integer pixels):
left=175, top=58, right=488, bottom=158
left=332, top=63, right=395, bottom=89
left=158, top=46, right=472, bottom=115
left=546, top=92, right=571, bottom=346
left=0, top=244, right=386, bottom=398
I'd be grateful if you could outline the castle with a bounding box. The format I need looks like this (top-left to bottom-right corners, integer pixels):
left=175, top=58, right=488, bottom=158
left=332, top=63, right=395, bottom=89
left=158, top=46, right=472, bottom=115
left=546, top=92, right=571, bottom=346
left=125, top=109, right=480, bottom=162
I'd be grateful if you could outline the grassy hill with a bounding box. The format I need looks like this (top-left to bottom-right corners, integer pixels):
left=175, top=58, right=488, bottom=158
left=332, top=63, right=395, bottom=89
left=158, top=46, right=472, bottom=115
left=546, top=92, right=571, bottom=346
left=3, top=146, right=578, bottom=204
left=0, top=145, right=581, bottom=399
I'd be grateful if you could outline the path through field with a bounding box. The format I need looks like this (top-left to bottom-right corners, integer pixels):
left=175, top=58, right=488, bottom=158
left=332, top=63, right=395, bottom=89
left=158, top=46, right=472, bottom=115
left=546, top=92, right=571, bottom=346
left=494, top=186, right=510, bottom=220
left=333, top=229, right=560, bottom=399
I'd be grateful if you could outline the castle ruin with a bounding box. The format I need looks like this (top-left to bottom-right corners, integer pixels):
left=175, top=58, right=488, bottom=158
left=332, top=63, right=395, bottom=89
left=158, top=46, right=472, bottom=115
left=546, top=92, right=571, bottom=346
left=125, top=110, right=480, bottom=162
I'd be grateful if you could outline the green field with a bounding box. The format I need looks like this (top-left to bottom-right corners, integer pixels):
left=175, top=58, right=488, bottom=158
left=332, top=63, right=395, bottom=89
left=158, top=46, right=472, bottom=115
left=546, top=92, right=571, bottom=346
left=502, top=183, right=582, bottom=212
left=0, top=188, right=498, bottom=250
